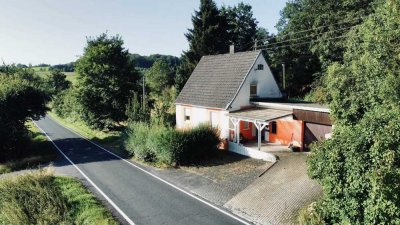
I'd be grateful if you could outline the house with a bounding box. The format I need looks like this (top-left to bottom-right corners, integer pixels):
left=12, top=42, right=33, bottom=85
left=175, top=48, right=332, bottom=161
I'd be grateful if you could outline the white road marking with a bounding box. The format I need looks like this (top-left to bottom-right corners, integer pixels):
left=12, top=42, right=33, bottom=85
left=32, top=120, right=136, bottom=225
left=41, top=116, right=252, bottom=225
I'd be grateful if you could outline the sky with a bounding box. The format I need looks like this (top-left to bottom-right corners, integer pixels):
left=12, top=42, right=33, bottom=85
left=0, top=0, right=287, bottom=65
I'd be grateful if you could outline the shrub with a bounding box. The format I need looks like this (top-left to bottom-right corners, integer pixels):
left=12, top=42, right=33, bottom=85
left=125, top=122, right=220, bottom=166
left=177, top=124, right=220, bottom=164
left=298, top=202, right=325, bottom=225
left=52, top=87, right=82, bottom=121
left=125, top=122, right=156, bottom=162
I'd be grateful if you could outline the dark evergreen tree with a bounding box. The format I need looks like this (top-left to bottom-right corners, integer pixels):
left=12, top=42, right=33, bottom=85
left=222, top=2, right=258, bottom=52
left=175, top=0, right=229, bottom=91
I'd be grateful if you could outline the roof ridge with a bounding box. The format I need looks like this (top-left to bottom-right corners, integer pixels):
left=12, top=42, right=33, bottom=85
left=202, top=50, right=261, bottom=58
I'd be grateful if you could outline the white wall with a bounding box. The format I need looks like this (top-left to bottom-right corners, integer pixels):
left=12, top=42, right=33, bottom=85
left=176, top=104, right=230, bottom=139
left=229, top=54, right=282, bottom=111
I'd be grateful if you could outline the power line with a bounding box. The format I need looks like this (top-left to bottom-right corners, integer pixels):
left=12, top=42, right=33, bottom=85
left=257, top=25, right=356, bottom=48
left=257, top=35, right=352, bottom=51
left=257, top=17, right=364, bottom=43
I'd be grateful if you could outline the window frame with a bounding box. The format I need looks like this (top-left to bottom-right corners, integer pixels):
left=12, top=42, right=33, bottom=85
left=250, top=83, right=258, bottom=97
left=184, top=108, right=191, bottom=121
left=257, top=64, right=264, bottom=70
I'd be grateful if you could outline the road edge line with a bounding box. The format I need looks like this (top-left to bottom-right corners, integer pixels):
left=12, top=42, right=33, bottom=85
left=32, top=120, right=136, bottom=225
left=46, top=115, right=253, bottom=225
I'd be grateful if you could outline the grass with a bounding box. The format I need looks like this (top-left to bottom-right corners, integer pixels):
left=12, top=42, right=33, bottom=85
left=33, top=66, right=79, bottom=86
left=0, top=170, right=118, bottom=225
left=0, top=121, right=57, bottom=174
left=48, top=112, right=127, bottom=157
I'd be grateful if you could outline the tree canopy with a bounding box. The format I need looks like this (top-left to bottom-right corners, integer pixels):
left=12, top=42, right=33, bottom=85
left=308, top=1, right=400, bottom=224
left=75, top=33, right=140, bottom=129
left=0, top=70, right=50, bottom=160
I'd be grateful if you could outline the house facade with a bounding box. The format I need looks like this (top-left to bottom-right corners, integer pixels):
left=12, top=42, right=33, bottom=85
left=175, top=49, right=332, bottom=159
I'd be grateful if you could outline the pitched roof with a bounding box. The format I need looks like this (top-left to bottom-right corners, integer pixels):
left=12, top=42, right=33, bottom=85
left=175, top=50, right=261, bottom=109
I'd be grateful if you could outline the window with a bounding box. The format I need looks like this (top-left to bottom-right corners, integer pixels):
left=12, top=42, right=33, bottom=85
left=250, top=84, right=257, bottom=97
left=243, top=121, right=249, bottom=129
left=184, top=108, right=190, bottom=121
left=257, top=64, right=264, bottom=70
left=271, top=121, right=277, bottom=134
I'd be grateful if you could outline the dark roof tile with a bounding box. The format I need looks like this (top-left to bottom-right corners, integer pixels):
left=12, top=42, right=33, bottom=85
left=176, top=51, right=261, bottom=109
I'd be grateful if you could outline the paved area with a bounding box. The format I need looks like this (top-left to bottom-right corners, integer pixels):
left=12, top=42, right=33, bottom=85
left=33, top=116, right=250, bottom=225
left=152, top=153, right=274, bottom=206
left=243, top=142, right=291, bottom=153
left=224, top=152, right=322, bottom=225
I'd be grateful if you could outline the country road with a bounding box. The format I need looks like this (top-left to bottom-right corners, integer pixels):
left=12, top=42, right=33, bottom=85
left=34, top=115, right=250, bottom=225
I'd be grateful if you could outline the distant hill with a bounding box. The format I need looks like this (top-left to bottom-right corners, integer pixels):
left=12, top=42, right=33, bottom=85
left=130, top=54, right=180, bottom=69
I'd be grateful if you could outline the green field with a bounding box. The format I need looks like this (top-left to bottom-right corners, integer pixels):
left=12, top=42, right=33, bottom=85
left=33, top=66, right=78, bottom=85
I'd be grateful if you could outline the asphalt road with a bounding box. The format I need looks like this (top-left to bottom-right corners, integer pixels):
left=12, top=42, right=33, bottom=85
left=35, top=116, right=249, bottom=225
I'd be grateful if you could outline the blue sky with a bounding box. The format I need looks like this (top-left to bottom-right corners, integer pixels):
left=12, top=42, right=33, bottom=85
left=0, top=0, right=287, bottom=65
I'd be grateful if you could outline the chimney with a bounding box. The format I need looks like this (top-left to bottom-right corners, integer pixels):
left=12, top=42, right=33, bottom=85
left=229, top=45, right=235, bottom=54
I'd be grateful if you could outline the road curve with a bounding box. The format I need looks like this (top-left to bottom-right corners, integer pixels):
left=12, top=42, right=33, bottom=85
left=34, top=115, right=249, bottom=225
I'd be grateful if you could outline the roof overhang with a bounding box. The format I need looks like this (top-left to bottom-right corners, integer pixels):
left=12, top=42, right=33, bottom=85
left=229, top=107, right=292, bottom=123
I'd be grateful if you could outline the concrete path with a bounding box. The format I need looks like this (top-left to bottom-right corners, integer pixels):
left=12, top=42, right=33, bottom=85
left=224, top=152, right=322, bottom=225
left=34, top=116, right=251, bottom=225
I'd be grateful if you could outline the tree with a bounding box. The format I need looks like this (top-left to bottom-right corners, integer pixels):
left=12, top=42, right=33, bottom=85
left=268, top=0, right=375, bottom=98
left=150, top=86, right=177, bottom=126
left=221, top=2, right=258, bottom=51
left=145, top=59, right=174, bottom=95
left=45, top=70, right=71, bottom=96
left=125, top=92, right=149, bottom=123
left=176, top=0, right=229, bottom=91
left=307, top=1, right=400, bottom=224
left=75, top=33, right=139, bottom=130
left=0, top=74, right=50, bottom=160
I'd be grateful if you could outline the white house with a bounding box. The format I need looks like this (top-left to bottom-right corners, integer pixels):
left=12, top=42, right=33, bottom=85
left=175, top=48, right=332, bottom=161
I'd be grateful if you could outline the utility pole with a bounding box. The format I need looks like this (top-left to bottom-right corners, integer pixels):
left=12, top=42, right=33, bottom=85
left=254, top=39, right=257, bottom=51
left=142, top=75, right=145, bottom=110
left=282, top=63, right=286, bottom=90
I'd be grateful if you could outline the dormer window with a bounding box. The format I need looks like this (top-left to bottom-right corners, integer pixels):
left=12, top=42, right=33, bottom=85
left=250, top=84, right=257, bottom=97
left=257, top=64, right=264, bottom=70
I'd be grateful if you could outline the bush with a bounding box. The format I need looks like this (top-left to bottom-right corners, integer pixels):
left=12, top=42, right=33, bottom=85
left=125, top=122, right=156, bottom=162
left=52, top=87, right=82, bottom=121
left=298, top=202, right=325, bottom=225
left=124, top=122, right=220, bottom=166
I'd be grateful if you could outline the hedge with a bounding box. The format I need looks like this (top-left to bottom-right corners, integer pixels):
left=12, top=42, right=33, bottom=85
left=124, top=122, right=220, bottom=165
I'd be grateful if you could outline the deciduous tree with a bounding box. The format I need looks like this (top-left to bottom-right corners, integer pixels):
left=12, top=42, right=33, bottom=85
left=75, top=33, right=139, bottom=130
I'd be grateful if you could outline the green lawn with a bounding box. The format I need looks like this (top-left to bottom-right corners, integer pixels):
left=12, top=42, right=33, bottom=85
left=48, top=112, right=127, bottom=156
left=0, top=121, right=57, bottom=174
left=0, top=170, right=119, bottom=224
left=33, top=67, right=78, bottom=86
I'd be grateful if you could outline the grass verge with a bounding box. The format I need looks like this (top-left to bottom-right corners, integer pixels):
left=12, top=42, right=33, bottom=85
left=48, top=112, right=127, bottom=157
left=0, top=170, right=118, bottom=224
left=0, top=121, right=57, bottom=174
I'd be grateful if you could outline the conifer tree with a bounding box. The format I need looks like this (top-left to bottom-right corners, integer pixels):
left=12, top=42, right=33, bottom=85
left=175, top=0, right=229, bottom=91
